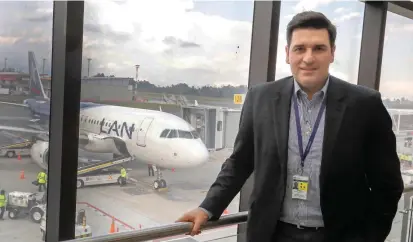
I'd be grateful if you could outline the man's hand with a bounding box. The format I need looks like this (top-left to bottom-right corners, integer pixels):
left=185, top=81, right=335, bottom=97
left=175, top=208, right=209, bottom=236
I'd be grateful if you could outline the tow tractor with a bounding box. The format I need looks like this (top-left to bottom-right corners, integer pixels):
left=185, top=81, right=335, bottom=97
left=76, top=156, right=132, bottom=188
left=0, top=140, right=33, bottom=158
left=40, top=207, right=92, bottom=241
left=5, top=191, right=46, bottom=223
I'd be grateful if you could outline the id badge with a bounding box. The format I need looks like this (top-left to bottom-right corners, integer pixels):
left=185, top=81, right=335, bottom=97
left=292, top=175, right=309, bottom=200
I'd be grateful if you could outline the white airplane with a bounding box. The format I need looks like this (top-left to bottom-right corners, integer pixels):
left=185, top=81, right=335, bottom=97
left=0, top=51, right=210, bottom=190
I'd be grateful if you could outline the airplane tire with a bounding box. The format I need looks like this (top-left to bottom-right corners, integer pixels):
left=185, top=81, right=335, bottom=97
left=6, top=151, right=15, bottom=158
left=160, top=179, right=167, bottom=188
left=153, top=180, right=160, bottom=190
left=8, top=209, right=18, bottom=219
left=76, top=179, right=84, bottom=189
left=30, top=207, right=44, bottom=223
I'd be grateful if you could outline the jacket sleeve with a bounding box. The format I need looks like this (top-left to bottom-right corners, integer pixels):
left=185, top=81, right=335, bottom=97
left=364, top=92, right=404, bottom=241
left=199, top=88, right=255, bottom=220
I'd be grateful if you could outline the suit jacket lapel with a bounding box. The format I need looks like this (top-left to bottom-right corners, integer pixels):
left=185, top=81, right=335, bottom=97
left=320, top=77, right=348, bottom=182
left=271, top=78, right=293, bottom=167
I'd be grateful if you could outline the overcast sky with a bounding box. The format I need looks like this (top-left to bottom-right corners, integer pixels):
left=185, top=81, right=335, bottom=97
left=0, top=0, right=412, bottom=99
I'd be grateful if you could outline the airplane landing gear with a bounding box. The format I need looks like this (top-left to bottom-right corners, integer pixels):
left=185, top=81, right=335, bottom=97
left=152, top=165, right=167, bottom=190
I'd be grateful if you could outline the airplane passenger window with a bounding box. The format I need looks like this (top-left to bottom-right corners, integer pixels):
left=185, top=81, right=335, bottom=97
left=178, top=130, right=193, bottom=139
left=160, top=129, right=170, bottom=138
left=167, top=129, right=178, bottom=138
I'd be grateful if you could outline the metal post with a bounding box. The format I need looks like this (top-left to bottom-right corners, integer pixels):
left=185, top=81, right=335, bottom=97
left=87, top=58, right=92, bottom=77
left=43, top=58, right=46, bottom=75
left=357, top=1, right=388, bottom=90
left=237, top=1, right=281, bottom=241
left=46, top=1, right=84, bottom=241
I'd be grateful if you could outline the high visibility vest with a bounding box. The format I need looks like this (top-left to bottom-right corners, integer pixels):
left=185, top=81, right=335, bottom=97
left=0, top=194, right=6, bottom=207
left=38, top=172, right=47, bottom=184
left=120, top=168, right=127, bottom=178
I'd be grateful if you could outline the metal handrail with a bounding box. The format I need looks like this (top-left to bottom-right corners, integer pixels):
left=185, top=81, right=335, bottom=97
left=67, top=211, right=248, bottom=242
left=67, top=184, right=413, bottom=242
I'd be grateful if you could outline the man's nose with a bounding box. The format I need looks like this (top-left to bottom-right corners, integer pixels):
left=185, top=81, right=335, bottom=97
left=303, top=50, right=315, bottom=64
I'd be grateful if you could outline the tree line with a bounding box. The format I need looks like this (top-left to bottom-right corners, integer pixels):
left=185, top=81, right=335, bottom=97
left=134, top=80, right=248, bottom=99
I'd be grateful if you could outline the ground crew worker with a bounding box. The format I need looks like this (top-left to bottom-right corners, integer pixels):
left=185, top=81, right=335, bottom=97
left=0, top=189, right=6, bottom=220
left=148, top=164, right=154, bottom=176
left=37, top=169, right=47, bottom=192
left=120, top=166, right=127, bottom=186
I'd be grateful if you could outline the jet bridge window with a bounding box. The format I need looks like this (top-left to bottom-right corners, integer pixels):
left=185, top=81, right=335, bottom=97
left=178, top=130, right=193, bottom=139
left=160, top=129, right=170, bottom=138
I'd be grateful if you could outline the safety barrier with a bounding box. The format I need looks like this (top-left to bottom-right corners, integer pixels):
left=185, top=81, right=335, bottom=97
left=67, top=184, right=413, bottom=242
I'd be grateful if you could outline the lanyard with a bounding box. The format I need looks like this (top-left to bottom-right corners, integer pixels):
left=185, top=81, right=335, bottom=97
left=292, top=94, right=326, bottom=170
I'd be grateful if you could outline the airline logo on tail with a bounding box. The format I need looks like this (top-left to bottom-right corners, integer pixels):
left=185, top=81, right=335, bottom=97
left=28, top=51, right=48, bottom=100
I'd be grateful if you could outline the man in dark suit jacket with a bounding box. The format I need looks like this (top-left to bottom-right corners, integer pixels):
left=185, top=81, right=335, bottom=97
left=176, top=11, right=403, bottom=242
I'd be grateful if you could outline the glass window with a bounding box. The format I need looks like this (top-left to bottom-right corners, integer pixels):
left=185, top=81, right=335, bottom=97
left=380, top=10, right=413, bottom=242
left=0, top=1, right=53, bottom=241
left=191, top=130, right=200, bottom=139
left=276, top=1, right=365, bottom=84
left=167, top=129, right=178, bottom=138
left=178, top=130, right=193, bottom=139
left=76, top=0, right=252, bottom=239
left=160, top=129, right=170, bottom=138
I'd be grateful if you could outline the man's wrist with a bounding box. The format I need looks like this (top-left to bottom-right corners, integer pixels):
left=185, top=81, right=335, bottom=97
left=198, top=207, right=213, bottom=219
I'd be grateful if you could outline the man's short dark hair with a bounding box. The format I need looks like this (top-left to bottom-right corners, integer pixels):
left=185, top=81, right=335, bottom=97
left=287, top=11, right=337, bottom=48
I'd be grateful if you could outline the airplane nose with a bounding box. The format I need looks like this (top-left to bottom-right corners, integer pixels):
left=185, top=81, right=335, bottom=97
left=187, top=141, right=209, bottom=166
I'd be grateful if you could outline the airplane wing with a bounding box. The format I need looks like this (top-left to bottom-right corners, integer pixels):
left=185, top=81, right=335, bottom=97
left=0, top=101, right=29, bottom=108
left=0, top=125, right=48, bottom=134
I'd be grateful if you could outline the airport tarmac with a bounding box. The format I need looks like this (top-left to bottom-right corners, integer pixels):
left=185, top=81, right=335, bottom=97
left=0, top=132, right=239, bottom=242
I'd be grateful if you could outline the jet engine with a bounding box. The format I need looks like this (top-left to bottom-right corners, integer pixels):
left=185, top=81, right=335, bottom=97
left=30, top=140, right=49, bottom=169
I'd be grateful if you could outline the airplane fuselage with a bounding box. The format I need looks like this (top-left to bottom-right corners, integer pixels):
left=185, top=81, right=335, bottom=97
left=26, top=99, right=209, bottom=169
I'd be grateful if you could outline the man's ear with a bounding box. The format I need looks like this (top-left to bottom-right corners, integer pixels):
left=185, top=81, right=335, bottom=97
left=285, top=45, right=290, bottom=64
left=330, top=45, right=336, bottom=63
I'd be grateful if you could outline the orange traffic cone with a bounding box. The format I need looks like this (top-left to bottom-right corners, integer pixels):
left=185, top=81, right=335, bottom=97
left=223, top=209, right=229, bottom=215
left=109, top=217, right=116, bottom=233
left=20, top=170, right=25, bottom=179
left=17, top=153, right=21, bottom=160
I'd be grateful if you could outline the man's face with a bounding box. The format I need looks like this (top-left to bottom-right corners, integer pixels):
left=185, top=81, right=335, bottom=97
left=285, top=28, right=335, bottom=90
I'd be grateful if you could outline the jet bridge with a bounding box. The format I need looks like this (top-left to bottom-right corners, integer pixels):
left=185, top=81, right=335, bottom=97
left=181, top=105, right=241, bottom=150
left=77, top=156, right=132, bottom=176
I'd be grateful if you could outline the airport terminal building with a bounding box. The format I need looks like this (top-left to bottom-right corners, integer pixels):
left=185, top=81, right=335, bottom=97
left=1, top=1, right=413, bottom=242
left=80, top=77, right=135, bottom=102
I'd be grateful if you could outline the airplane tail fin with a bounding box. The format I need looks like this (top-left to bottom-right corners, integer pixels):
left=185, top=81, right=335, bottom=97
left=28, top=51, right=48, bottom=100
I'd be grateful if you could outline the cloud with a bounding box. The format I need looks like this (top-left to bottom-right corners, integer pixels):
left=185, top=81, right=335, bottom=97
left=80, top=0, right=254, bottom=87
left=380, top=80, right=413, bottom=99
left=0, top=0, right=407, bottom=99
left=0, top=36, right=21, bottom=45
left=333, top=12, right=361, bottom=23
left=293, top=0, right=334, bottom=12
left=334, top=7, right=349, bottom=14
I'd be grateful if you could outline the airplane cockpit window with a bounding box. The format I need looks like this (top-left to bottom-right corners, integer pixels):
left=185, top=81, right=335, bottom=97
left=178, top=130, right=193, bottom=139
left=160, top=129, right=170, bottom=138
left=191, top=131, right=200, bottom=139
left=167, top=129, right=178, bottom=138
